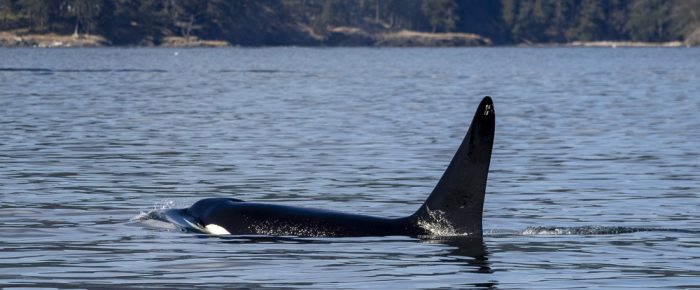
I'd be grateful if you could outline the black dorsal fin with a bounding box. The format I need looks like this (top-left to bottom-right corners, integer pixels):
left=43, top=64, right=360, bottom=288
left=411, top=96, right=495, bottom=236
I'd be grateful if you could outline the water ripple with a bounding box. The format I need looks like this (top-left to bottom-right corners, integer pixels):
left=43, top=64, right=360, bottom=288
left=0, top=47, right=699, bottom=289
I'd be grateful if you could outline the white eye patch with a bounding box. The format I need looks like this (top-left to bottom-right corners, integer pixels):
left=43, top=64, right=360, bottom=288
left=205, top=224, right=231, bottom=235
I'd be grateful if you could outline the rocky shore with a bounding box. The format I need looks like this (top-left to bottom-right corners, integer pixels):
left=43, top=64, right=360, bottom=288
left=569, top=41, right=688, bottom=48
left=0, top=32, right=110, bottom=47
left=1, top=28, right=492, bottom=48
left=376, top=30, right=491, bottom=47
left=0, top=32, right=232, bottom=48
left=324, top=27, right=491, bottom=47
left=568, top=28, right=700, bottom=47
left=3, top=29, right=696, bottom=48
left=159, top=36, right=229, bottom=47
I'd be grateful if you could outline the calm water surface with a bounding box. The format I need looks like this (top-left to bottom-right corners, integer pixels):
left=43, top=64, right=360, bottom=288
left=0, top=47, right=699, bottom=289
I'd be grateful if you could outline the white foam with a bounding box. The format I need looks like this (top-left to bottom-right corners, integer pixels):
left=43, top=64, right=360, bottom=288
left=417, top=208, right=458, bottom=236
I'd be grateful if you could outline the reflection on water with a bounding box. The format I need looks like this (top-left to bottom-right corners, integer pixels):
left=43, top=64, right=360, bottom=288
left=0, top=47, right=699, bottom=289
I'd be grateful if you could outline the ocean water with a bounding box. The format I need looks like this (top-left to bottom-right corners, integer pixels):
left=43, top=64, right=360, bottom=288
left=0, top=47, right=698, bottom=289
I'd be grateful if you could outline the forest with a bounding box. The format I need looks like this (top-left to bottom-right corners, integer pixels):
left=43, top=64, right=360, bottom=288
left=1, top=0, right=699, bottom=46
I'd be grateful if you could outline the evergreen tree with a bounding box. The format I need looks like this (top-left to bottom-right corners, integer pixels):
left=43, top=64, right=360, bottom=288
left=0, top=0, right=15, bottom=28
left=669, top=0, right=700, bottom=38
left=626, top=0, right=671, bottom=41
left=570, top=0, right=605, bottom=41
left=18, top=0, right=57, bottom=32
left=422, top=0, right=458, bottom=32
left=1, top=0, right=699, bottom=45
left=67, top=0, right=102, bottom=35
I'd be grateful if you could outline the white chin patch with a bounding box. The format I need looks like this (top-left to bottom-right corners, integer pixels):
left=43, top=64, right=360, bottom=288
left=205, top=224, right=231, bottom=235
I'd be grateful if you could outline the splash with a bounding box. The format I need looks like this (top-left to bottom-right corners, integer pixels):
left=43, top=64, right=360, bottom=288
left=417, top=208, right=460, bottom=237
left=130, top=200, right=177, bottom=222
left=129, top=200, right=183, bottom=231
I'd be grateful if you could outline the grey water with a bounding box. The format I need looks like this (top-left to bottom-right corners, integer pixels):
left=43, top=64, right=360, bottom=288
left=0, top=47, right=698, bottom=289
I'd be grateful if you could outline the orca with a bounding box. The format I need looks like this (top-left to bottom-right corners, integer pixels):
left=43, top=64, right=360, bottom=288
left=164, top=96, right=495, bottom=237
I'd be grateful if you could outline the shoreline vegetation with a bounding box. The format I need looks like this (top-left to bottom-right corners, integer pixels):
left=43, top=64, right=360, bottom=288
left=1, top=30, right=696, bottom=48
left=0, top=29, right=494, bottom=47
left=1, top=0, right=699, bottom=48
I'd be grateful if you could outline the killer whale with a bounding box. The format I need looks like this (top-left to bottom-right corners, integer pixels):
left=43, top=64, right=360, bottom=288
left=164, top=96, right=495, bottom=237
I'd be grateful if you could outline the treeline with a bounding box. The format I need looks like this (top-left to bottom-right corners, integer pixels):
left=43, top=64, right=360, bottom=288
left=1, top=0, right=699, bottom=45
left=501, top=0, right=700, bottom=43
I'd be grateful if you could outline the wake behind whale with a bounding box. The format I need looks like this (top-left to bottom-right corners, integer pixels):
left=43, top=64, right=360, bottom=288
left=518, top=226, right=700, bottom=235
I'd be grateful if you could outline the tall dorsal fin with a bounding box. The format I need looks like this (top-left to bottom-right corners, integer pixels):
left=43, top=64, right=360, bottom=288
left=411, top=96, right=495, bottom=236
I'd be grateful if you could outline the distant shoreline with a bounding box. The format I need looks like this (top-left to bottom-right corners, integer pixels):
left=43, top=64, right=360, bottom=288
left=0, top=32, right=110, bottom=47
left=0, top=29, right=492, bottom=48
left=0, top=31, right=696, bottom=48
left=567, top=41, right=689, bottom=48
